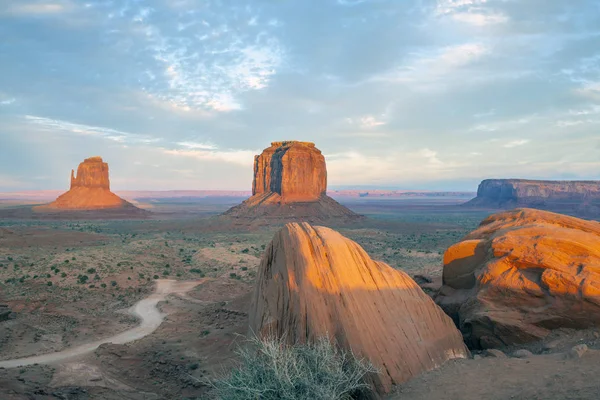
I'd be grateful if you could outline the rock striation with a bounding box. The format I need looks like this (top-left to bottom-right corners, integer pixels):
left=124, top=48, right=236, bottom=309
left=436, top=208, right=600, bottom=349
left=249, top=222, right=469, bottom=395
left=223, top=141, right=360, bottom=221
left=465, top=179, right=600, bottom=217
left=39, top=157, right=137, bottom=211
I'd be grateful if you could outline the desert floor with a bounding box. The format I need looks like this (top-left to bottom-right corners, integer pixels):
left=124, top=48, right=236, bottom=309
left=1, top=197, right=599, bottom=399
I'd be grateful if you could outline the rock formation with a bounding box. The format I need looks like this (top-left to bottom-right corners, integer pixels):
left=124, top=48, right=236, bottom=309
left=249, top=222, right=469, bottom=395
left=223, top=141, right=360, bottom=221
left=436, top=208, right=600, bottom=349
left=38, top=157, right=137, bottom=210
left=464, top=179, right=600, bottom=217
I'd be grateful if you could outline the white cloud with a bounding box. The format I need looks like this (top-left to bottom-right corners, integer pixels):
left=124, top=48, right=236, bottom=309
left=129, top=9, right=284, bottom=113
left=577, top=82, right=600, bottom=100
left=176, top=141, right=217, bottom=150
left=369, top=43, right=489, bottom=90
left=3, top=2, right=69, bottom=15
left=470, top=114, right=537, bottom=132
left=450, top=11, right=508, bottom=26
left=503, top=139, right=530, bottom=148
left=0, top=98, right=16, bottom=106
left=346, top=115, right=387, bottom=129
left=163, top=148, right=257, bottom=166
left=435, top=0, right=508, bottom=26
left=23, top=115, right=160, bottom=144
left=337, top=0, right=368, bottom=5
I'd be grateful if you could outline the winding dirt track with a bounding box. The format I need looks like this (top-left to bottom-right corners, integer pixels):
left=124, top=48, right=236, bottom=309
left=0, top=279, right=203, bottom=369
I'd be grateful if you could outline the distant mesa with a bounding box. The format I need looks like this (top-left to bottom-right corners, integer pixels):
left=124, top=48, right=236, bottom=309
left=464, top=179, right=600, bottom=217
left=223, top=141, right=361, bottom=221
left=437, top=208, right=600, bottom=349
left=35, top=157, right=141, bottom=212
left=250, top=222, right=468, bottom=395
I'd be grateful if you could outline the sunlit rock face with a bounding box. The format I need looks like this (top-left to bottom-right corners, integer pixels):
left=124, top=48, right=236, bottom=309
left=41, top=157, right=132, bottom=210
left=223, top=141, right=360, bottom=221
left=437, top=208, right=600, bottom=349
left=465, top=179, right=600, bottom=216
left=69, top=156, right=111, bottom=190
left=249, top=222, right=469, bottom=395
left=252, top=141, right=327, bottom=202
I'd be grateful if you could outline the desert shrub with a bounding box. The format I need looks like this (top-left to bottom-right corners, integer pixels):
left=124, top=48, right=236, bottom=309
left=212, top=335, right=377, bottom=400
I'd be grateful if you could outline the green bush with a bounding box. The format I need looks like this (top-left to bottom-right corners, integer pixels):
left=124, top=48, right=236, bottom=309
left=212, top=335, right=377, bottom=400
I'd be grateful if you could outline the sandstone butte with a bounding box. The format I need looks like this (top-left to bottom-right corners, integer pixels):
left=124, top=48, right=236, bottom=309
left=249, top=222, right=468, bottom=396
left=38, top=157, right=134, bottom=210
left=223, top=141, right=360, bottom=221
left=436, top=208, right=600, bottom=349
left=465, top=179, right=600, bottom=216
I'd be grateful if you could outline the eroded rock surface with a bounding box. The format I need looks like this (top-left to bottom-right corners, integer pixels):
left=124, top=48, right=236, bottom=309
left=224, top=141, right=360, bottom=221
left=437, top=208, right=600, bottom=349
left=465, top=179, right=600, bottom=216
left=249, top=222, right=468, bottom=395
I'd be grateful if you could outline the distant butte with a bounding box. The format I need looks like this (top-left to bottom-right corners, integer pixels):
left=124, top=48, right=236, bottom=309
left=464, top=179, right=600, bottom=217
left=222, top=141, right=361, bottom=221
left=36, top=157, right=140, bottom=211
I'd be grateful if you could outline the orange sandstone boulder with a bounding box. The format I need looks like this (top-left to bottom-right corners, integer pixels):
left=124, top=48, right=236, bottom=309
left=436, top=208, right=600, bottom=349
left=249, top=222, right=469, bottom=395
left=39, top=157, right=135, bottom=210
left=224, top=141, right=360, bottom=221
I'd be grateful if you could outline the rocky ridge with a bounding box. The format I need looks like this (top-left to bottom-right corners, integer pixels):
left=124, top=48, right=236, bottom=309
left=465, top=179, right=600, bottom=217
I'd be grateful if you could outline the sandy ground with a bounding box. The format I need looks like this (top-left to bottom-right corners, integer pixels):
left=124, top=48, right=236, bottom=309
left=0, top=279, right=203, bottom=368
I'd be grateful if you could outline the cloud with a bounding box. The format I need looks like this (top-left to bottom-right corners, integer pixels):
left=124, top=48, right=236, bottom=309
left=369, top=43, right=490, bottom=90
left=23, top=115, right=160, bottom=144
left=346, top=115, right=387, bottom=129
left=3, top=2, right=70, bottom=16
left=125, top=5, right=285, bottom=113
left=0, top=98, right=16, bottom=106
left=576, top=81, right=600, bottom=100
left=163, top=148, right=257, bottom=166
left=337, top=0, right=368, bottom=5
left=176, top=141, right=217, bottom=150
left=503, top=139, right=530, bottom=148
left=450, top=11, right=508, bottom=26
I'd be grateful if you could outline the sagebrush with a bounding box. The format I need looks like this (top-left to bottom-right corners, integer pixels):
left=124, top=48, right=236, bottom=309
left=213, top=334, right=378, bottom=400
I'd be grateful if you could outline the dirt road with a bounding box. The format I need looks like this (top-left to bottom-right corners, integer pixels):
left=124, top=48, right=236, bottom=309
left=0, top=279, right=204, bottom=369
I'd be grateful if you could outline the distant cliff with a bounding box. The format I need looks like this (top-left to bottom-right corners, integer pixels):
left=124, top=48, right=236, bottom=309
left=465, top=179, right=600, bottom=217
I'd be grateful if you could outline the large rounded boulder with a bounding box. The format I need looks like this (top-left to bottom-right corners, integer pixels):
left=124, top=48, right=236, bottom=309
left=249, top=222, right=468, bottom=395
left=437, top=208, right=600, bottom=349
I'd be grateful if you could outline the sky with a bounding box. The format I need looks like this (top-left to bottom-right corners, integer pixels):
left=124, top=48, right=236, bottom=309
left=0, top=0, right=599, bottom=191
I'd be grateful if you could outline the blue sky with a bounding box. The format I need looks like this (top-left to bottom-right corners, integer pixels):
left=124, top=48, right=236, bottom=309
left=1, top=0, right=599, bottom=191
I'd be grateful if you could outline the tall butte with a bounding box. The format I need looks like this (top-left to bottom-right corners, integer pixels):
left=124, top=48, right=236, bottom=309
left=39, top=157, right=135, bottom=210
left=223, top=141, right=360, bottom=221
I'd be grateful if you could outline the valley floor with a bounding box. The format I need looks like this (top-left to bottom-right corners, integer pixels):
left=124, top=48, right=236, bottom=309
left=2, top=198, right=597, bottom=399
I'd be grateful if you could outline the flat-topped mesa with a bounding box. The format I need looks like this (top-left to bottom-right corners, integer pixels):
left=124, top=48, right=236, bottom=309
left=252, top=141, right=326, bottom=203
left=70, top=156, right=110, bottom=190
left=465, top=179, right=600, bottom=216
